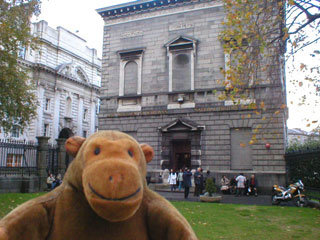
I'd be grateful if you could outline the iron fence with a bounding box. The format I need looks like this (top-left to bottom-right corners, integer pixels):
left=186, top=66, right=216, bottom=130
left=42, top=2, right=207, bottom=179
left=0, top=139, right=38, bottom=176
left=285, top=150, right=320, bottom=189
left=47, top=144, right=59, bottom=175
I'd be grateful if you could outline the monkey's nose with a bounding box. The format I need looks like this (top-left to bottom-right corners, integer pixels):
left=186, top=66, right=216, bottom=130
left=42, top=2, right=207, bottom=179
left=108, top=173, right=124, bottom=185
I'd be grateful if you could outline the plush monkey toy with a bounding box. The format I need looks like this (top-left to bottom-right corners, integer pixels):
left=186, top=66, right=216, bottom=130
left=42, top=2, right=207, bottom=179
left=0, top=131, right=197, bottom=240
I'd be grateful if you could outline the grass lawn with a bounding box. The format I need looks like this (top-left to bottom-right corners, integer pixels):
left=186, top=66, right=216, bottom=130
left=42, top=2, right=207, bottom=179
left=0, top=193, right=319, bottom=240
left=0, top=192, right=46, bottom=218
left=172, top=201, right=320, bottom=240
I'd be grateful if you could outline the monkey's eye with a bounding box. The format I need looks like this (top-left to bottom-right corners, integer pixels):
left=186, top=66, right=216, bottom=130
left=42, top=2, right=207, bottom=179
left=128, top=150, right=133, bottom=157
left=94, top=147, right=100, bottom=155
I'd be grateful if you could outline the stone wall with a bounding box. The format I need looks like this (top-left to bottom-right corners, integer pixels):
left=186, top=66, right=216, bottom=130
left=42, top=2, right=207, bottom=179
left=0, top=176, right=39, bottom=193
left=98, top=0, right=287, bottom=191
left=99, top=105, right=286, bottom=192
left=100, top=2, right=225, bottom=99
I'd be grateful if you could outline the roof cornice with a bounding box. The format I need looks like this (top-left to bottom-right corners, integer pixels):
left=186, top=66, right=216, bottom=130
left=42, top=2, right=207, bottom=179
left=97, top=0, right=200, bottom=19
left=32, top=63, right=100, bottom=91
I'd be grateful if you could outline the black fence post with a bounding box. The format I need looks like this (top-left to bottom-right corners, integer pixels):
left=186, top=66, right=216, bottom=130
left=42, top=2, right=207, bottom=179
left=56, top=138, right=67, bottom=178
left=36, top=136, right=50, bottom=191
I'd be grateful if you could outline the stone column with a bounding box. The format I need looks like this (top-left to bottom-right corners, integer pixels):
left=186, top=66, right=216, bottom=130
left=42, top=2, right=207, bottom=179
left=77, top=97, right=84, bottom=136
left=90, top=101, right=96, bottom=135
left=37, top=136, right=50, bottom=191
left=56, top=138, right=67, bottom=178
left=36, top=87, right=45, bottom=136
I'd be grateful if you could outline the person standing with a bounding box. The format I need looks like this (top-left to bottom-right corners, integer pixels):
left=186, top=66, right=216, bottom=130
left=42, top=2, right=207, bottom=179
left=194, top=167, right=203, bottom=196
left=235, top=173, right=246, bottom=197
left=229, top=175, right=237, bottom=194
left=178, top=169, right=184, bottom=191
left=168, top=169, right=177, bottom=192
left=183, top=168, right=192, bottom=199
left=248, top=174, right=258, bottom=196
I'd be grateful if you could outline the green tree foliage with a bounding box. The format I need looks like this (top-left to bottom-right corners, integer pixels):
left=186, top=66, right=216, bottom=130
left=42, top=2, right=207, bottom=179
left=287, top=137, right=320, bottom=153
left=0, top=0, right=40, bottom=133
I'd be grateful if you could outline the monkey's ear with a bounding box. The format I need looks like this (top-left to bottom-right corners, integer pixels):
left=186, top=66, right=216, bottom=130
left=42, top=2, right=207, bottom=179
left=140, top=144, right=154, bottom=163
left=65, top=136, right=86, bottom=157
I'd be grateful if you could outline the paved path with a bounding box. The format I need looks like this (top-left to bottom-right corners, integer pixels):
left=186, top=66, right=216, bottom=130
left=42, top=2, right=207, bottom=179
left=156, top=190, right=272, bottom=206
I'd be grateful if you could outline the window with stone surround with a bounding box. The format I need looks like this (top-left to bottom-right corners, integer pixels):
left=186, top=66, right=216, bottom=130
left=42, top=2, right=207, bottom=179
left=118, top=49, right=144, bottom=96
left=117, top=49, right=144, bottom=112
left=124, top=61, right=138, bottom=95
left=44, top=123, right=50, bottom=137
left=231, top=128, right=253, bottom=170
left=165, top=36, right=197, bottom=92
left=224, top=39, right=254, bottom=87
left=83, top=108, right=88, bottom=121
left=45, top=98, right=51, bottom=112
left=11, top=125, right=20, bottom=138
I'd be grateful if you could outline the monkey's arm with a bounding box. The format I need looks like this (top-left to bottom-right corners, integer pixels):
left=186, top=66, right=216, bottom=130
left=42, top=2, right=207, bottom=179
left=145, top=190, right=198, bottom=240
left=0, top=193, right=57, bottom=240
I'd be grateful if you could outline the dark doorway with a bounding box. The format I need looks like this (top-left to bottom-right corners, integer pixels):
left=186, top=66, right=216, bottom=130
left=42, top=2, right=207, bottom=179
left=58, top=128, right=74, bottom=168
left=171, top=140, right=191, bottom=171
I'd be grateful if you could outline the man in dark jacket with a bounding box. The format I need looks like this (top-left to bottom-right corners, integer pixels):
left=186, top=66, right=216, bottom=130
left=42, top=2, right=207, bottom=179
left=183, top=168, right=192, bottom=199
left=194, top=167, right=204, bottom=196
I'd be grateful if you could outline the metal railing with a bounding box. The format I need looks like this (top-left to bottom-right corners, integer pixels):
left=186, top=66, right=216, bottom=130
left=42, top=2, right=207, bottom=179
left=47, top=144, right=59, bottom=175
left=0, top=139, right=38, bottom=176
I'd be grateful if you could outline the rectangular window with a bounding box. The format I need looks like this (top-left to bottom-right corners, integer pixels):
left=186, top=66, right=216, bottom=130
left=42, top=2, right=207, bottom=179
left=83, top=131, right=87, bottom=138
left=118, top=49, right=144, bottom=96
left=83, top=109, right=88, bottom=121
left=45, top=98, right=51, bottom=112
left=44, top=124, right=49, bottom=137
left=96, top=99, right=100, bottom=115
left=11, top=126, right=20, bottom=138
left=231, top=128, right=253, bottom=170
left=18, top=46, right=26, bottom=59
left=166, top=36, right=196, bottom=92
left=6, top=154, right=23, bottom=167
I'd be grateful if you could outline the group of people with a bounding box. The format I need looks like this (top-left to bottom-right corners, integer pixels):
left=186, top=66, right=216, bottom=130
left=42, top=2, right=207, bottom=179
left=46, top=173, right=62, bottom=190
left=220, top=173, right=258, bottom=196
left=167, top=167, right=215, bottom=199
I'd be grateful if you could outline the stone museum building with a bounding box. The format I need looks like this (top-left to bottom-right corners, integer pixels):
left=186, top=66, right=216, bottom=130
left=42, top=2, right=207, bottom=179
left=97, top=0, right=287, bottom=192
left=0, top=20, right=101, bottom=143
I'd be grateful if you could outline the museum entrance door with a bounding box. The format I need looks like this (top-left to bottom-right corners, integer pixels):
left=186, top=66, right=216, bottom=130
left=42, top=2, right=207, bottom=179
left=171, top=140, right=191, bottom=171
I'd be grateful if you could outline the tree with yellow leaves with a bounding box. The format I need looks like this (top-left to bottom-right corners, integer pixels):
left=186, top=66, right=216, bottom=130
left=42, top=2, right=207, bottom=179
left=220, top=0, right=320, bottom=138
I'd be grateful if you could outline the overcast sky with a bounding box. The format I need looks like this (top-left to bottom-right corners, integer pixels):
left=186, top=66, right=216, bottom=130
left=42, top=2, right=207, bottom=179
left=33, top=0, right=131, bottom=56
left=34, top=0, right=320, bottom=131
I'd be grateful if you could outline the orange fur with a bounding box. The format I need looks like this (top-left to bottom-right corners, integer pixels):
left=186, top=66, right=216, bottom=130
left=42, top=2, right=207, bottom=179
left=0, top=131, right=197, bottom=240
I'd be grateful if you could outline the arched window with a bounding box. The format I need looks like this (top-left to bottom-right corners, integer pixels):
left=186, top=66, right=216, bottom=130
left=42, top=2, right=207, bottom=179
left=124, top=61, right=138, bottom=95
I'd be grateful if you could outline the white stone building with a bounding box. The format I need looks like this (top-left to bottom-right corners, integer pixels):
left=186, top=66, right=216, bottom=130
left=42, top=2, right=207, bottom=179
left=287, top=128, right=320, bottom=145
left=1, top=20, right=101, bottom=143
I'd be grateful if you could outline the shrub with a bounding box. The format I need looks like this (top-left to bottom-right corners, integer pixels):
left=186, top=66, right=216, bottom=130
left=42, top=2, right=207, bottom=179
left=205, top=178, right=216, bottom=197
